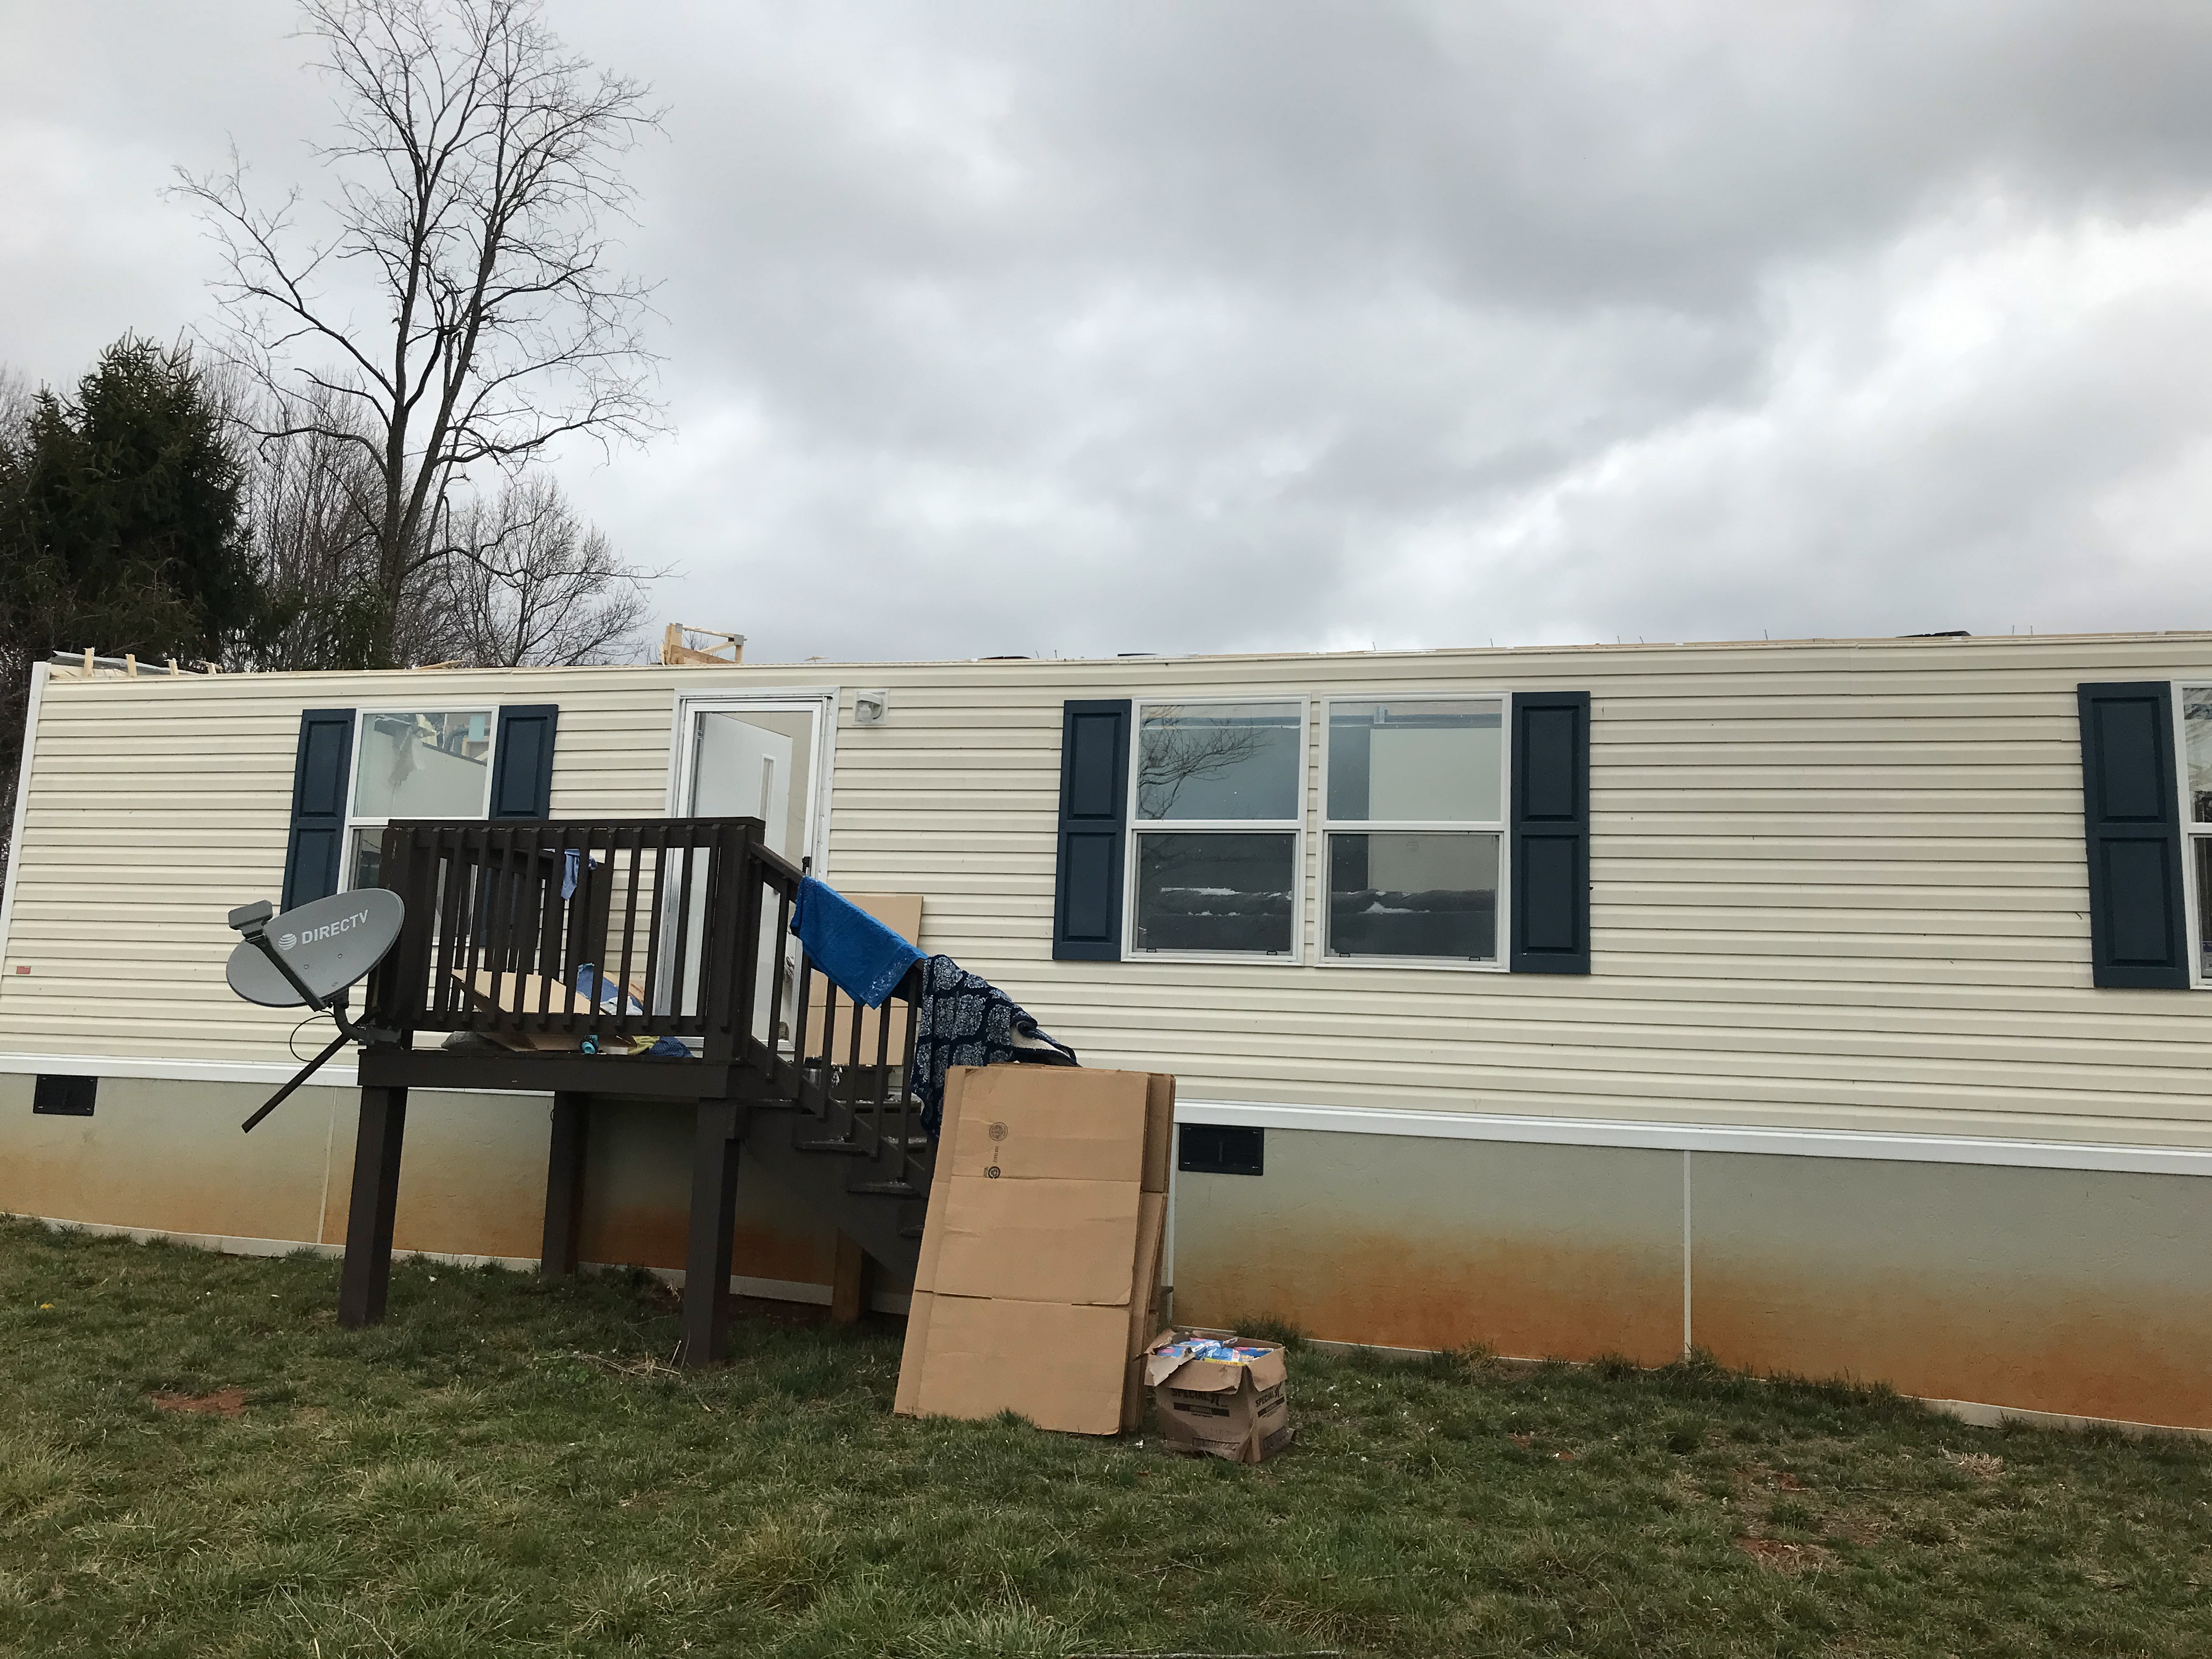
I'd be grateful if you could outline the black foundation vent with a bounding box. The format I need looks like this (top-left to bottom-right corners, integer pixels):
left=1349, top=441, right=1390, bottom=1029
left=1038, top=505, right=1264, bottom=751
left=1178, top=1122, right=1263, bottom=1177
left=33, top=1075, right=96, bottom=1117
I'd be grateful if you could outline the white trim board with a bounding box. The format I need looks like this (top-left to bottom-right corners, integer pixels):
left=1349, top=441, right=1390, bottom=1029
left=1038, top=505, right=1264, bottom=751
left=1173, top=1098, right=2212, bottom=1178
left=5, top=1053, right=2211, bottom=1178
left=0, top=659, right=50, bottom=966
left=0, top=1052, right=361, bottom=1088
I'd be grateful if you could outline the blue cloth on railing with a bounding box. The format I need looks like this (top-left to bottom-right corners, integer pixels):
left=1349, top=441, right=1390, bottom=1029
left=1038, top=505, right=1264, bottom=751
left=911, top=953, right=1078, bottom=1138
left=574, top=962, right=642, bottom=1015
left=573, top=963, right=688, bottom=1058
left=789, top=876, right=924, bottom=1009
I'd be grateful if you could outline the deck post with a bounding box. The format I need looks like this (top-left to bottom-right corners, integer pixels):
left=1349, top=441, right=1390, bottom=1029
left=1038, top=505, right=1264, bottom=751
left=830, top=1231, right=870, bottom=1324
left=338, top=1086, right=408, bottom=1328
left=681, top=1099, right=744, bottom=1366
left=540, top=1092, right=591, bottom=1277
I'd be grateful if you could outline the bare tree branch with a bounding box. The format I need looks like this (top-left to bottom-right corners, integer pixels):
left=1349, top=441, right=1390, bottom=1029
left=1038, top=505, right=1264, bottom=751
left=432, top=473, right=663, bottom=665
left=172, top=0, right=665, bottom=667
left=1138, top=711, right=1271, bottom=818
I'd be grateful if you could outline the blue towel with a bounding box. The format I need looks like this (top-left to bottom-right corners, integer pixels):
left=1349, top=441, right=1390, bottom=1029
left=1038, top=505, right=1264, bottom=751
left=789, top=877, right=924, bottom=1009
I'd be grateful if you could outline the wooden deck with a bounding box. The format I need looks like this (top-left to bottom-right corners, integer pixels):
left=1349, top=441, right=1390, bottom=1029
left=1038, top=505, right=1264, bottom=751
left=340, top=817, right=931, bottom=1363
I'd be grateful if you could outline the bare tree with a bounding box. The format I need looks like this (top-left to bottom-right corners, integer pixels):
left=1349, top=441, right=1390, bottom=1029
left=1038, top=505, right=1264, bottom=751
left=435, top=473, right=660, bottom=665
left=225, top=385, right=387, bottom=669
left=176, top=0, right=663, bottom=668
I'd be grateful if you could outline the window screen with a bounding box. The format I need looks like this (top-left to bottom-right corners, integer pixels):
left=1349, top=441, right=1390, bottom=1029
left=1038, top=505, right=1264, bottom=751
left=1324, top=699, right=1504, bottom=962
left=347, top=711, right=494, bottom=889
left=1131, top=702, right=1303, bottom=957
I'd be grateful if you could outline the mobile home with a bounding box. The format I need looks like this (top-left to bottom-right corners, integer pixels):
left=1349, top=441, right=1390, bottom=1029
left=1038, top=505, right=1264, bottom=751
left=3, top=631, right=2210, bottom=1429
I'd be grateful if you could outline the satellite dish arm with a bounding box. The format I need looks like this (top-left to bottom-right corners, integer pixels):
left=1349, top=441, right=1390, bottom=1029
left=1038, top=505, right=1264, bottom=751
left=229, top=900, right=400, bottom=1132
left=239, top=1029, right=352, bottom=1133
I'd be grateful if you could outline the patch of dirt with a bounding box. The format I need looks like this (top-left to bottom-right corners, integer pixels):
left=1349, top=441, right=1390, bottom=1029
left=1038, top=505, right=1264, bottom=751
left=1943, top=1451, right=2005, bottom=1480
left=150, top=1387, right=246, bottom=1418
left=1823, top=1511, right=1888, bottom=1547
left=1735, top=1460, right=1810, bottom=1494
left=1736, top=1536, right=1836, bottom=1574
left=1728, top=1458, right=1894, bottom=1550
left=730, top=1294, right=839, bottom=1329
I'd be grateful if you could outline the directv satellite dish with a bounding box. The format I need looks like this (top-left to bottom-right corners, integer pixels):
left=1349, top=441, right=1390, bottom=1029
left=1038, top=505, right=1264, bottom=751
left=222, top=892, right=406, bottom=1133
left=226, top=889, right=405, bottom=1007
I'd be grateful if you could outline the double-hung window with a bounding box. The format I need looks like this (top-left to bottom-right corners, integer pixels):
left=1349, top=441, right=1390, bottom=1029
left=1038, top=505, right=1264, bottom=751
left=2181, top=687, right=2212, bottom=980
left=1322, top=697, right=1505, bottom=965
left=1128, top=700, right=1305, bottom=957
left=344, top=710, right=496, bottom=890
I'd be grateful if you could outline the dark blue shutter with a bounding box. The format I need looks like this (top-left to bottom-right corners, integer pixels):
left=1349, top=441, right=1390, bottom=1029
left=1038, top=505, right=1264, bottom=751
left=1509, top=690, right=1590, bottom=974
left=2079, top=682, right=2188, bottom=989
left=280, top=708, right=355, bottom=911
left=1053, top=699, right=1131, bottom=961
left=488, top=704, right=558, bottom=820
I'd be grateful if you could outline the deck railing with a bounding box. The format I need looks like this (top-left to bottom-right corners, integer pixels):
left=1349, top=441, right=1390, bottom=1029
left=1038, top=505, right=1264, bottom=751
left=363, top=816, right=929, bottom=1191
left=365, top=817, right=769, bottom=1063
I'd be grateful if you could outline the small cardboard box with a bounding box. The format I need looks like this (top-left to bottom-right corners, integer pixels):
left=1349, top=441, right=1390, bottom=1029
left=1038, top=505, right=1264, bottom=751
left=1144, top=1327, right=1296, bottom=1463
left=896, top=1065, right=1175, bottom=1436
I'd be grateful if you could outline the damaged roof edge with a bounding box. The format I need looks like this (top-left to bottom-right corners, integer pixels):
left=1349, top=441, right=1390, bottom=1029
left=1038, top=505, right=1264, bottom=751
left=39, top=628, right=2212, bottom=682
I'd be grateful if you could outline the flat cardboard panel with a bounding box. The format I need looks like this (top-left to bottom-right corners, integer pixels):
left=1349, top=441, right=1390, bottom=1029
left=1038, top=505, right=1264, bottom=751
left=909, top=1296, right=1131, bottom=1434
left=1128, top=1190, right=1167, bottom=1357
left=910, top=1068, right=968, bottom=1291
left=1142, top=1074, right=1176, bottom=1194
left=894, top=1066, right=969, bottom=1418
left=943, top=1066, right=1149, bottom=1183
left=894, top=1289, right=935, bottom=1418
left=456, top=968, right=655, bottom=1051
left=935, top=1176, right=1142, bottom=1304
left=898, top=1066, right=1176, bottom=1437
left=799, top=893, right=922, bottom=1055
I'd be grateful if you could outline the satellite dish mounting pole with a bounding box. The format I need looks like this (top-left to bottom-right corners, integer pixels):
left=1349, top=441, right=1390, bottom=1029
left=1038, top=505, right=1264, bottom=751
left=226, top=899, right=401, bottom=1133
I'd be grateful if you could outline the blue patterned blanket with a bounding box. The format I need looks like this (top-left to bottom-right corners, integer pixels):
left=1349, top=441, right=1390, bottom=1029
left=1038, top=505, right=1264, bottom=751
left=910, top=955, right=1078, bottom=1137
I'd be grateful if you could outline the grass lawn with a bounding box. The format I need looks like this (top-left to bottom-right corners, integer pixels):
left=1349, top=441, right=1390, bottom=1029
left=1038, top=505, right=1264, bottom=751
left=3, top=1218, right=2210, bottom=1657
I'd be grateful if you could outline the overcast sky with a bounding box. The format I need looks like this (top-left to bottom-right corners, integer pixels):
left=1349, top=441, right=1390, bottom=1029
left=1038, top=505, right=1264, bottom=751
left=5, top=2, right=2212, bottom=663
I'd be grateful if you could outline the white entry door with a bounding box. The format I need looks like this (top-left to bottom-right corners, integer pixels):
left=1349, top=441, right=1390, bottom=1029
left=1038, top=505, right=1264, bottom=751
left=693, top=713, right=794, bottom=854
left=680, top=703, right=825, bottom=1042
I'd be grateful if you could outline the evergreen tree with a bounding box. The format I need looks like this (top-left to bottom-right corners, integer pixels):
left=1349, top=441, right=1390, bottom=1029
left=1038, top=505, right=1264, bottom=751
left=1, top=335, right=258, bottom=667
left=0, top=335, right=263, bottom=874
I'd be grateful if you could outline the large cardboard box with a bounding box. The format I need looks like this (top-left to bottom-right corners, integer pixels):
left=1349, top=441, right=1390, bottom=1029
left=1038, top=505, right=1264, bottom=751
left=1144, top=1328, right=1296, bottom=1463
left=896, top=1065, right=1175, bottom=1435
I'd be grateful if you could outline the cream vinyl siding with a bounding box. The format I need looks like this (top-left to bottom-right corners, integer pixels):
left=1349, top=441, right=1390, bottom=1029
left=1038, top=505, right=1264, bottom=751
left=0, top=668, right=678, bottom=1064
left=6, top=636, right=2212, bottom=1150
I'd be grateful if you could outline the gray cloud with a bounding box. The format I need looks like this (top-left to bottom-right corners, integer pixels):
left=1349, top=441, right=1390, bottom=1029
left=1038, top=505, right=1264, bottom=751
left=8, top=1, right=2212, bottom=661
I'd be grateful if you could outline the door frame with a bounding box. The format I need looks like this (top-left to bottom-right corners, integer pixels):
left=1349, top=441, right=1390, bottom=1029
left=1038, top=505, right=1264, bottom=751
left=664, top=686, right=842, bottom=878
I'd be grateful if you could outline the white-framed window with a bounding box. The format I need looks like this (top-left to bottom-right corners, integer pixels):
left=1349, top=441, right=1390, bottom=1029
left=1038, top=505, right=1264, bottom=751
left=1125, top=698, right=1307, bottom=960
left=1319, top=696, right=1508, bottom=968
left=343, top=709, right=496, bottom=890
left=2179, top=685, right=2212, bottom=984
